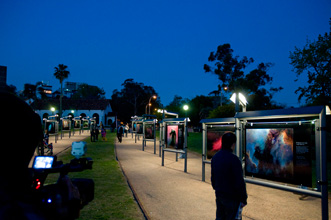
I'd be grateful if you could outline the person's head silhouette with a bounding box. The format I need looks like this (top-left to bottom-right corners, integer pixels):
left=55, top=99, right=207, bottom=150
left=0, top=92, right=42, bottom=184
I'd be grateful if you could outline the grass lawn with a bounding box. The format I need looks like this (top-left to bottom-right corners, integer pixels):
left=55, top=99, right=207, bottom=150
left=44, top=132, right=144, bottom=220
left=187, top=132, right=203, bottom=155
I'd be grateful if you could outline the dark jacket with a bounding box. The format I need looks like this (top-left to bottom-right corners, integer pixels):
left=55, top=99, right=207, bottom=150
left=211, top=148, right=247, bottom=204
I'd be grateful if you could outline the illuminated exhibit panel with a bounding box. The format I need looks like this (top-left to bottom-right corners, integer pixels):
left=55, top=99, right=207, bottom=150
left=82, top=120, right=89, bottom=129
left=206, top=125, right=235, bottom=160
left=62, top=120, right=70, bottom=130
left=136, top=122, right=143, bottom=134
left=46, top=121, right=57, bottom=134
left=165, top=124, right=184, bottom=149
left=245, top=123, right=313, bottom=187
left=74, top=120, right=81, bottom=129
left=144, top=123, right=154, bottom=139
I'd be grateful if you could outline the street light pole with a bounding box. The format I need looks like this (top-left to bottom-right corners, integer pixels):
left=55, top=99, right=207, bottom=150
left=147, top=95, right=157, bottom=114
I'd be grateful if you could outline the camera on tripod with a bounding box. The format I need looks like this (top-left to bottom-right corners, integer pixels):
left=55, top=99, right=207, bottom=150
left=31, top=141, right=94, bottom=219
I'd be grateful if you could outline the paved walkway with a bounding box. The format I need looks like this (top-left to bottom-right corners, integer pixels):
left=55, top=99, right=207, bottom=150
left=29, top=130, right=90, bottom=167
left=116, top=135, right=330, bottom=220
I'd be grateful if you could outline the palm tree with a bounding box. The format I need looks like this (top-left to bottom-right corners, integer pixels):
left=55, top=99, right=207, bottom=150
left=53, top=64, right=70, bottom=119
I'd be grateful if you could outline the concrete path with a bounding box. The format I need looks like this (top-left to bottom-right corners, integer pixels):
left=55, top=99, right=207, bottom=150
left=116, top=135, right=330, bottom=220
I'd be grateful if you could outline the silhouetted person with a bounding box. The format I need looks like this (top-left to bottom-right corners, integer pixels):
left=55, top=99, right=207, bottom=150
left=117, top=125, right=123, bottom=143
left=211, top=132, right=247, bottom=220
left=0, top=92, right=45, bottom=219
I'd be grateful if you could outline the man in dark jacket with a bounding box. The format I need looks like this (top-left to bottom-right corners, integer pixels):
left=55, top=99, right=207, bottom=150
left=211, top=132, right=247, bottom=220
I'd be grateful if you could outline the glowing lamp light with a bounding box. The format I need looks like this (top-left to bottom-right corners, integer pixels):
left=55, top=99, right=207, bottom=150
left=230, top=93, right=247, bottom=106
left=183, top=105, right=189, bottom=111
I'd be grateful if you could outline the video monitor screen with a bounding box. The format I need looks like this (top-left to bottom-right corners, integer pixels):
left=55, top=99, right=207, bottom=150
left=74, top=120, right=81, bottom=129
left=166, top=124, right=184, bottom=149
left=145, top=123, right=155, bottom=139
left=62, top=120, right=70, bottom=130
left=33, top=156, right=55, bottom=169
left=245, top=123, right=313, bottom=187
left=136, top=122, right=143, bottom=134
left=206, top=125, right=235, bottom=160
left=46, top=121, right=57, bottom=134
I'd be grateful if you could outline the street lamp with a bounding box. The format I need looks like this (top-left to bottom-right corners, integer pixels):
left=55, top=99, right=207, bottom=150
left=219, top=85, right=228, bottom=106
left=50, top=107, right=55, bottom=115
left=146, top=95, right=157, bottom=114
left=183, top=104, right=189, bottom=118
left=230, top=93, right=247, bottom=112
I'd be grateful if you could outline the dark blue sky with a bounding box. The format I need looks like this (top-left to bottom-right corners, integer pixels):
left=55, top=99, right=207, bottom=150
left=1, top=0, right=330, bottom=107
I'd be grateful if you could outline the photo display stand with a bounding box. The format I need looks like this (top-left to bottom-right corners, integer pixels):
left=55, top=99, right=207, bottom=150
left=235, top=105, right=330, bottom=220
left=200, top=118, right=235, bottom=181
left=72, top=117, right=82, bottom=136
left=142, top=119, right=157, bottom=154
left=131, top=116, right=143, bottom=140
left=45, top=118, right=59, bottom=143
left=135, top=119, right=144, bottom=143
left=161, top=118, right=189, bottom=172
left=60, top=116, right=72, bottom=139
left=158, top=110, right=179, bottom=157
left=82, top=117, right=90, bottom=133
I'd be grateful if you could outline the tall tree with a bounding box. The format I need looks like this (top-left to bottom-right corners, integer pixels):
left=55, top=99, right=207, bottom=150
left=22, top=83, right=37, bottom=100
left=289, top=19, right=331, bottom=106
left=188, top=95, right=214, bottom=126
left=204, top=43, right=282, bottom=111
left=111, top=79, right=158, bottom=122
left=72, top=83, right=106, bottom=100
left=53, top=64, right=70, bottom=119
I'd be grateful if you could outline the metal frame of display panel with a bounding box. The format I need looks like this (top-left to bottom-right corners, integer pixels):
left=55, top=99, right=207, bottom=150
left=131, top=116, right=143, bottom=140
left=72, top=117, right=82, bottom=136
left=60, top=117, right=72, bottom=139
left=235, top=105, right=330, bottom=220
left=44, top=118, right=59, bottom=143
left=200, top=118, right=235, bottom=181
left=142, top=119, right=157, bottom=154
left=161, top=118, right=189, bottom=172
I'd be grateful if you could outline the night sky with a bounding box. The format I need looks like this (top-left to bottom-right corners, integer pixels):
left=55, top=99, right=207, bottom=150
left=1, top=0, right=330, bottom=107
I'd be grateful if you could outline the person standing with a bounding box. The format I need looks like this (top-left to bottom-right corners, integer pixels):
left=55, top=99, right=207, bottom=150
left=211, top=132, right=247, bottom=220
left=117, top=124, right=124, bottom=143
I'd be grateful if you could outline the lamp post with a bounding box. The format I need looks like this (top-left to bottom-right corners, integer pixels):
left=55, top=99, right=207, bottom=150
left=146, top=95, right=157, bottom=114
left=220, top=86, right=228, bottom=106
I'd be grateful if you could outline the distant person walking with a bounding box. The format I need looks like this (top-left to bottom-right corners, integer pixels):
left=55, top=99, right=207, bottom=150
left=117, top=124, right=124, bottom=143
left=211, top=132, right=247, bottom=220
left=101, top=127, right=107, bottom=141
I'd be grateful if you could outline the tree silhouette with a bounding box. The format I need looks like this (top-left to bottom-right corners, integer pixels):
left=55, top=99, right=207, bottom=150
left=289, top=19, right=331, bottom=106
left=53, top=64, right=70, bottom=118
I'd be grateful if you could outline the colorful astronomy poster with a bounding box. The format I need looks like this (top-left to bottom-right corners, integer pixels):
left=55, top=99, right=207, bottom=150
left=206, top=125, right=235, bottom=160
left=83, top=120, right=89, bottom=128
left=62, top=120, right=70, bottom=130
left=166, top=124, right=184, bottom=149
left=46, top=121, right=56, bottom=134
left=144, top=124, right=154, bottom=139
left=74, top=120, right=81, bottom=129
left=136, top=122, right=143, bottom=134
left=245, top=124, right=313, bottom=186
